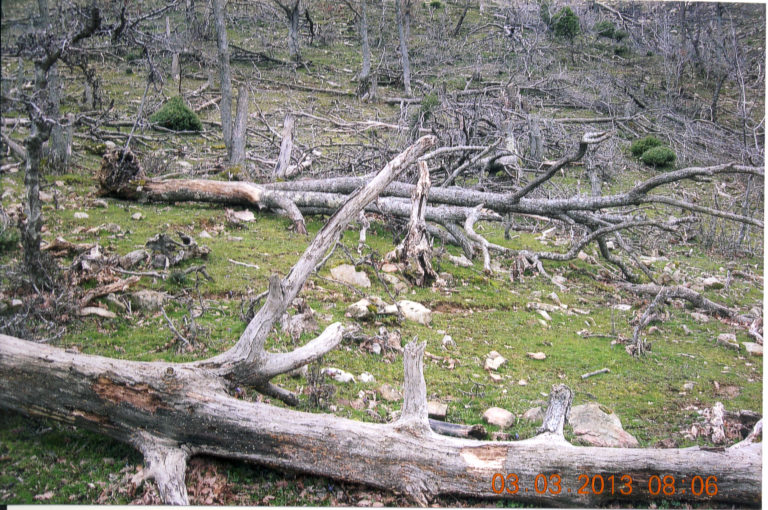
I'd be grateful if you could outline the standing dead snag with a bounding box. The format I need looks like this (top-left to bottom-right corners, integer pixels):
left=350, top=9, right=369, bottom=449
left=385, top=161, right=437, bottom=285
left=273, top=114, right=295, bottom=180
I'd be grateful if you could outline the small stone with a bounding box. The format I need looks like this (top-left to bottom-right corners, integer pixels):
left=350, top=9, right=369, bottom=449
left=606, top=240, right=616, bottom=250
left=93, top=199, right=108, bottom=208
left=359, top=372, right=376, bottom=383
left=131, top=212, right=143, bottom=221
left=742, top=342, right=763, bottom=357
left=682, top=382, right=695, bottom=391
left=74, top=212, right=89, bottom=219
left=227, top=209, right=255, bottom=223
left=537, top=309, right=552, bottom=321
left=483, top=407, right=515, bottom=428
left=395, top=300, right=432, bottom=325
left=447, top=254, right=473, bottom=267
left=577, top=251, right=589, bottom=261
left=331, top=264, right=371, bottom=288
left=691, top=312, right=709, bottom=323
left=11, top=299, right=23, bottom=308
left=521, top=406, right=544, bottom=423
left=613, top=304, right=632, bottom=311
left=105, top=141, right=116, bottom=150
left=322, top=367, right=356, bottom=383
left=702, top=277, right=725, bottom=290
left=427, top=401, right=448, bottom=420
left=381, top=263, right=399, bottom=273
left=370, top=342, right=382, bottom=355
left=547, top=292, right=562, bottom=306
left=442, top=335, right=456, bottom=349
left=130, top=290, right=168, bottom=311
left=199, top=230, right=212, bottom=239
left=484, top=350, right=506, bottom=371
left=40, top=191, right=54, bottom=203
left=287, top=365, right=309, bottom=378
left=488, top=373, right=503, bottom=383
left=518, top=379, right=528, bottom=386
left=378, top=383, right=402, bottom=402
left=682, top=324, right=693, bottom=335
left=716, top=333, right=740, bottom=351
left=527, top=352, right=547, bottom=360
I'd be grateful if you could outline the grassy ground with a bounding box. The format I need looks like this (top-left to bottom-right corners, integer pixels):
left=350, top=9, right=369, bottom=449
left=0, top=0, right=763, bottom=506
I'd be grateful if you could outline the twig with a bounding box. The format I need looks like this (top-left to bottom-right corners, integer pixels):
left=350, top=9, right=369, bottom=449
left=229, top=259, right=260, bottom=269
left=581, top=368, right=610, bottom=379
left=161, top=307, right=190, bottom=346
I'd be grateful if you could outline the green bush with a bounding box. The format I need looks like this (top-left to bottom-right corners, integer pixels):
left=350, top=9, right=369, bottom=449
left=613, top=29, right=629, bottom=41
left=553, top=7, right=580, bottom=40
left=593, top=20, right=615, bottom=38
left=149, top=96, right=202, bottom=132
left=630, top=135, right=662, bottom=157
left=0, top=227, right=20, bottom=254
left=640, top=146, right=676, bottom=168
left=420, top=92, right=440, bottom=120
left=614, top=45, right=630, bottom=57
left=428, top=0, right=443, bottom=8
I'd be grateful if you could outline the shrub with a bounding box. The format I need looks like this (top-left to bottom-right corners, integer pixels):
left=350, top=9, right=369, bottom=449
left=149, top=96, right=202, bottom=132
left=614, top=45, right=630, bottom=57
left=593, top=20, right=615, bottom=38
left=640, top=146, right=676, bottom=168
left=630, top=135, right=662, bottom=157
left=553, top=7, right=580, bottom=40
left=0, top=227, right=19, bottom=254
left=539, top=1, right=552, bottom=27
left=613, top=29, right=629, bottom=42
left=428, top=0, right=442, bottom=8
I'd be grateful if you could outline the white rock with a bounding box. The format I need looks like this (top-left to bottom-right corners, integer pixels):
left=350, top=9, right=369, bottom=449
left=743, top=342, right=763, bottom=357
left=691, top=312, right=710, bottom=323
left=483, top=407, right=515, bottom=428
left=396, top=300, right=432, bottom=325
left=518, top=379, right=528, bottom=386
left=378, top=383, right=402, bottom=401
left=74, top=212, right=89, bottom=219
left=527, top=352, right=547, bottom=360
left=330, top=264, right=371, bottom=288
left=537, top=309, right=552, bottom=321
left=131, top=212, right=143, bottom=221
left=716, top=333, right=739, bottom=351
left=347, top=298, right=374, bottom=319
left=322, top=367, right=356, bottom=383
left=359, top=372, right=376, bottom=383
left=130, top=290, right=168, bottom=311
left=93, top=199, right=108, bottom=208
left=547, top=292, right=562, bottom=306
left=381, top=263, right=399, bottom=273
left=702, top=277, right=725, bottom=290
left=40, top=191, right=54, bottom=203
left=606, top=240, right=616, bottom=250
left=229, top=209, right=255, bottom=223
left=427, top=401, right=448, bottom=420
left=447, top=254, right=473, bottom=267
left=613, top=304, right=632, bottom=311
left=484, top=350, right=506, bottom=371
left=105, top=141, right=117, bottom=150
left=488, top=373, right=503, bottom=382
left=199, top=230, right=212, bottom=239
left=442, top=335, right=456, bottom=349
left=569, top=403, right=639, bottom=448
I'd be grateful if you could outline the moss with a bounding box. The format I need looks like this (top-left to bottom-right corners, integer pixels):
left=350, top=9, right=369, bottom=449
left=149, top=96, right=202, bottom=132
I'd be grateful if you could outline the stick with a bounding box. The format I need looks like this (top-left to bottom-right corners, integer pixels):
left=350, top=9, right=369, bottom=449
left=581, top=368, right=610, bottom=379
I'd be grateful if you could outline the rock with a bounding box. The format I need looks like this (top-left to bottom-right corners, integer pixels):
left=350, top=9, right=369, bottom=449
left=484, top=350, right=506, bottom=371
left=330, top=264, right=371, bottom=288
left=359, top=372, right=376, bottom=383
left=199, top=231, right=212, bottom=239
left=527, top=302, right=559, bottom=313
left=577, top=250, right=589, bottom=261
left=93, top=199, right=108, bottom=208
left=482, top=407, right=515, bottom=428
left=378, top=383, right=402, bottom=402
left=537, top=309, right=552, bottom=321
left=742, top=342, right=763, bottom=357
left=716, top=333, right=740, bottom=351
left=347, top=298, right=375, bottom=320
left=395, top=300, right=431, bottom=325
left=447, top=254, right=473, bottom=267
left=287, top=365, right=309, bottom=378
left=380, top=273, right=408, bottom=293
left=227, top=209, right=255, bottom=223
left=427, top=401, right=448, bottom=420
left=441, top=335, right=456, bottom=349
left=682, top=381, right=695, bottom=391
left=130, top=290, right=168, bottom=311
left=547, top=292, right=562, bottom=306
left=521, top=406, right=544, bottom=423
left=527, top=352, right=546, bottom=360
left=381, top=263, right=399, bottom=273
left=119, top=249, right=148, bottom=269
left=39, top=191, right=54, bottom=203
left=10, top=299, right=23, bottom=308
left=569, top=403, right=639, bottom=448
left=488, top=373, right=502, bottom=383
left=691, top=312, right=710, bottom=323
left=702, top=277, right=725, bottom=290
left=131, top=212, right=143, bottom=221
left=74, top=212, right=89, bottom=219
left=613, top=304, right=632, bottom=311
left=370, top=342, right=382, bottom=355
left=518, top=379, right=527, bottom=386
left=605, top=240, right=615, bottom=250
left=104, top=141, right=116, bottom=150
left=321, top=367, right=356, bottom=383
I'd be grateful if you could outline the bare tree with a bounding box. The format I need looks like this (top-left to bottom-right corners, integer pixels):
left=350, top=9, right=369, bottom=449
left=395, top=0, right=412, bottom=96
left=272, top=0, right=302, bottom=62
left=212, top=0, right=233, bottom=156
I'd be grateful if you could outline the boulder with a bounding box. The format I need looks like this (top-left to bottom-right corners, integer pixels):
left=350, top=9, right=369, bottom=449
left=742, top=342, right=763, bottom=357
left=330, top=264, right=371, bottom=288
left=427, top=401, right=448, bottom=420
left=347, top=298, right=375, bottom=320
left=483, top=407, right=515, bottom=428
left=702, top=277, right=725, bottom=290
left=391, top=300, right=431, bottom=326
left=716, top=333, right=740, bottom=351
left=378, top=383, right=402, bottom=402
left=569, top=403, right=639, bottom=448
left=130, top=290, right=168, bottom=311
left=521, top=406, right=544, bottom=423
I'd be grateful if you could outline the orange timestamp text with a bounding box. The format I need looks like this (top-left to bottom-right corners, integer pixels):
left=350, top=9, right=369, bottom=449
left=490, top=473, right=719, bottom=497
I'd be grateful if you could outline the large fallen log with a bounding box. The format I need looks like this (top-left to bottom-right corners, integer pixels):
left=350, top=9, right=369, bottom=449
left=0, top=135, right=762, bottom=507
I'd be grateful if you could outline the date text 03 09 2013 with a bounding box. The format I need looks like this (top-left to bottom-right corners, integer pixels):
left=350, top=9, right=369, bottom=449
left=490, top=473, right=719, bottom=498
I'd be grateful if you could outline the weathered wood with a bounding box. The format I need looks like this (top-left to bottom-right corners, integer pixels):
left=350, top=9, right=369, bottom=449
left=273, top=114, right=295, bottom=179
left=0, top=334, right=760, bottom=507
left=428, top=419, right=488, bottom=439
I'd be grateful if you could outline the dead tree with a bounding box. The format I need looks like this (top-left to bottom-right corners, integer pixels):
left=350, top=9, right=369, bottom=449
left=272, top=0, right=302, bottom=62
left=0, top=135, right=762, bottom=506
left=273, top=114, right=295, bottom=179
left=395, top=0, right=412, bottom=96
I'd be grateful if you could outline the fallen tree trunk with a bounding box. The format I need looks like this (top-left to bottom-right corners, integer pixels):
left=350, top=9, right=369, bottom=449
left=0, top=134, right=762, bottom=506
left=0, top=335, right=760, bottom=507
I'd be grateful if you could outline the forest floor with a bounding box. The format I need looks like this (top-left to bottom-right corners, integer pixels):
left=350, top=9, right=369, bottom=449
left=0, top=0, right=763, bottom=506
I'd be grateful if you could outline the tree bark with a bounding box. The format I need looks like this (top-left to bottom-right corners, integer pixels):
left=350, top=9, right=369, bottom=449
left=273, top=114, right=295, bottom=179
left=396, top=0, right=412, bottom=96
left=230, top=86, right=249, bottom=165
left=213, top=0, right=233, bottom=158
